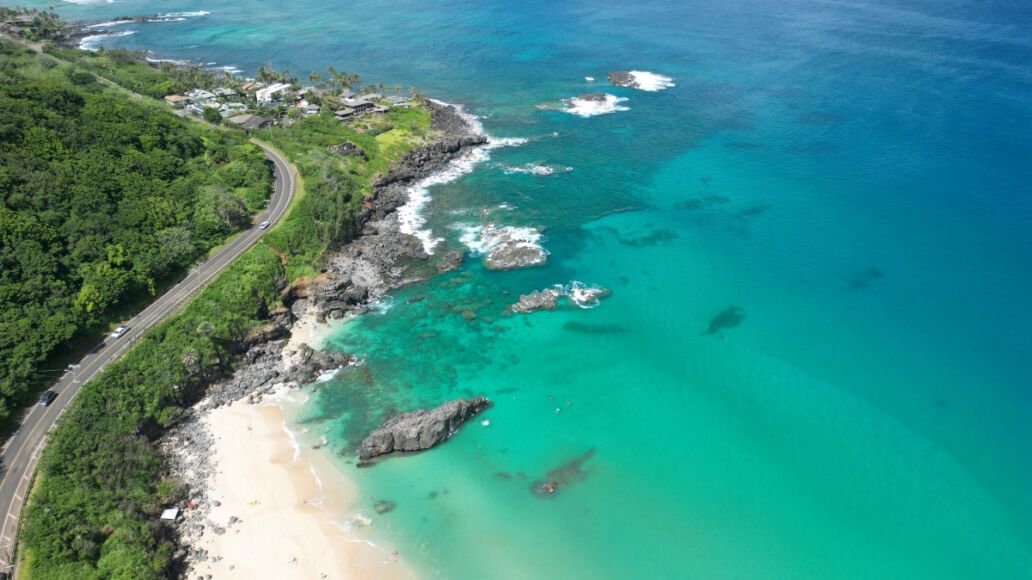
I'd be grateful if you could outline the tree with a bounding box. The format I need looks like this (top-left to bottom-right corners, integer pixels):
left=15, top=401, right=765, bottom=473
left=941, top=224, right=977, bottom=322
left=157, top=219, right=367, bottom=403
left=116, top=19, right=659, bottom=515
left=255, top=65, right=279, bottom=83
left=202, top=106, right=222, bottom=124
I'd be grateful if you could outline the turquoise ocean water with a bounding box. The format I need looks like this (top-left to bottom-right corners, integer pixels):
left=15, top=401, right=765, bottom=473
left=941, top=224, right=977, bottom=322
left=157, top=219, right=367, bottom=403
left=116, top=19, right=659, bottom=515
left=13, top=0, right=1032, bottom=577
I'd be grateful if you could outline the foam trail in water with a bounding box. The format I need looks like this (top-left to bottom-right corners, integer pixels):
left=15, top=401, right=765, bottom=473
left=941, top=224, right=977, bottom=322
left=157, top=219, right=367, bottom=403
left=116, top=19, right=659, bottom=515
left=146, top=55, right=190, bottom=65
left=85, top=20, right=130, bottom=29
left=397, top=101, right=527, bottom=254
left=626, top=71, right=675, bottom=91
left=561, top=94, right=630, bottom=117
left=456, top=224, right=545, bottom=255
left=79, top=30, right=135, bottom=51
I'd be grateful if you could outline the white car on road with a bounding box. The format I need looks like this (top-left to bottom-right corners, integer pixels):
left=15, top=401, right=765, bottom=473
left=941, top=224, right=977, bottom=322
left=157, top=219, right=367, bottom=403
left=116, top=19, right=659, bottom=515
left=109, top=326, right=129, bottom=339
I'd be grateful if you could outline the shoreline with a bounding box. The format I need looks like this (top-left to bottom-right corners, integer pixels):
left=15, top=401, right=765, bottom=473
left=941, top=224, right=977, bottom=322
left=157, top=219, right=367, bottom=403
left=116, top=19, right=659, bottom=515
left=182, top=397, right=415, bottom=579
left=162, top=100, right=489, bottom=576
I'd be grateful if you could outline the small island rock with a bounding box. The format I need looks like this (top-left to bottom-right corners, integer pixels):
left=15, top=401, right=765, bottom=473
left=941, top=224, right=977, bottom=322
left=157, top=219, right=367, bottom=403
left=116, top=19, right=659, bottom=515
left=358, top=397, right=491, bottom=461
left=512, top=289, right=561, bottom=313
left=607, top=72, right=636, bottom=88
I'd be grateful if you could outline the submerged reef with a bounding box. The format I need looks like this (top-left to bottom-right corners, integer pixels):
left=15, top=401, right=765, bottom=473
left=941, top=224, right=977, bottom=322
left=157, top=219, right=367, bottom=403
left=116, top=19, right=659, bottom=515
left=530, top=449, right=596, bottom=498
left=703, top=307, right=745, bottom=336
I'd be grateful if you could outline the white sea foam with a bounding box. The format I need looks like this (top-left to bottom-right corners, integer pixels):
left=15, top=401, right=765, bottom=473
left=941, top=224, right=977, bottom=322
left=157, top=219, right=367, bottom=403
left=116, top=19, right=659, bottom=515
left=85, top=20, right=130, bottom=29
left=79, top=30, right=135, bottom=51
left=333, top=515, right=373, bottom=532
left=368, top=295, right=395, bottom=315
left=261, top=381, right=310, bottom=405
left=315, top=367, right=342, bottom=383
left=397, top=100, right=527, bottom=254
left=308, top=464, right=324, bottom=490
left=457, top=223, right=549, bottom=267
left=158, top=10, right=210, bottom=17
left=500, top=163, right=555, bottom=176
left=63, top=0, right=113, bottom=5
left=210, top=65, right=243, bottom=75
left=563, top=281, right=609, bottom=308
left=282, top=423, right=302, bottom=462
left=561, top=93, right=629, bottom=117
left=585, top=76, right=595, bottom=82
left=147, top=11, right=211, bottom=22
left=512, top=281, right=610, bottom=313
left=145, top=55, right=189, bottom=65
left=626, top=70, right=676, bottom=91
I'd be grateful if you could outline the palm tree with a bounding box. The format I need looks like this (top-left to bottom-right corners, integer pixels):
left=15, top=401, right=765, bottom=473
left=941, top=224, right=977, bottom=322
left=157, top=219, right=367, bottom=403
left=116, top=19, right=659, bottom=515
left=256, top=65, right=278, bottom=83
left=180, top=348, right=201, bottom=376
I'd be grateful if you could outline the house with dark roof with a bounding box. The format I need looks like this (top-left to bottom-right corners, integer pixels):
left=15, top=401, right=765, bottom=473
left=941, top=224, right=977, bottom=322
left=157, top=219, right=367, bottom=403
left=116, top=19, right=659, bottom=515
left=341, top=98, right=374, bottom=112
left=226, top=114, right=273, bottom=130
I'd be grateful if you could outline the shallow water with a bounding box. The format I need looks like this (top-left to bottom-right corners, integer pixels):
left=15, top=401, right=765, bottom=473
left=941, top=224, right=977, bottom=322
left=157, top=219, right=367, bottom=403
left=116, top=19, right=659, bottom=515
left=20, top=0, right=1032, bottom=576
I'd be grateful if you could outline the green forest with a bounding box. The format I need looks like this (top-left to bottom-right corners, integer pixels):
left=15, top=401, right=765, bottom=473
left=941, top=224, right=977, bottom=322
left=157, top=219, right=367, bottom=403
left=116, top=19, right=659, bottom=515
left=0, top=41, right=271, bottom=423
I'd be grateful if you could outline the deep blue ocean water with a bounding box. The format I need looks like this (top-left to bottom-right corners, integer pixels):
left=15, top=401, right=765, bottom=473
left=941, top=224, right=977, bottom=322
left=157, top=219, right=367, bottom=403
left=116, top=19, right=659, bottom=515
left=12, top=0, right=1032, bottom=576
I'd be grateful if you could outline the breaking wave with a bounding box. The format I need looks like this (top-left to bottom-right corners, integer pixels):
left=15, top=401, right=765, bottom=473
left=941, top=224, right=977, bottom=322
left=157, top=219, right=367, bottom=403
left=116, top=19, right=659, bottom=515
left=397, top=101, right=527, bottom=254
left=85, top=20, right=130, bottom=29
left=457, top=224, right=545, bottom=256
left=79, top=30, right=135, bottom=51
left=625, top=71, right=675, bottom=91
left=562, top=281, right=610, bottom=308
left=561, top=94, right=629, bottom=117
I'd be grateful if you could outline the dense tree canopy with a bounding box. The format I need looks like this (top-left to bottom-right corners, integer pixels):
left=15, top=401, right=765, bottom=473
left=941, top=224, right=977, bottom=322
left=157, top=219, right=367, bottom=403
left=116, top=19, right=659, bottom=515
left=0, top=42, right=271, bottom=421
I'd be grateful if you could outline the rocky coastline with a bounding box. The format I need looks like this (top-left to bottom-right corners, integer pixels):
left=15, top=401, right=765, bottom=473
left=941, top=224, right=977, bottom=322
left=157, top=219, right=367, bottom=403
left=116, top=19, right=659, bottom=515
left=160, top=100, right=485, bottom=572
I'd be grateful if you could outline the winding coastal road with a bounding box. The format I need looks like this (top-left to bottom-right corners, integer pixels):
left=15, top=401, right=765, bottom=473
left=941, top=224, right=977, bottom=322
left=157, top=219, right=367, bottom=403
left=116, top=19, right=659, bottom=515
left=0, top=140, right=295, bottom=572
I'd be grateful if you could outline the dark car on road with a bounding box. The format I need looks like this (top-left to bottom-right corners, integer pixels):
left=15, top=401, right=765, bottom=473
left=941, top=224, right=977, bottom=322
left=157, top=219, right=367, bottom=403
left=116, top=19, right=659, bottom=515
left=39, top=390, right=57, bottom=407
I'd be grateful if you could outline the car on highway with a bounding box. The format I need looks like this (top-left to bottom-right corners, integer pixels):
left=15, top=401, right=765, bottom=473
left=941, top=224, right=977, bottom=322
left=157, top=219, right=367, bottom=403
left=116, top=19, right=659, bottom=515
left=109, top=326, right=129, bottom=339
left=259, top=221, right=270, bottom=229
left=39, top=390, right=57, bottom=407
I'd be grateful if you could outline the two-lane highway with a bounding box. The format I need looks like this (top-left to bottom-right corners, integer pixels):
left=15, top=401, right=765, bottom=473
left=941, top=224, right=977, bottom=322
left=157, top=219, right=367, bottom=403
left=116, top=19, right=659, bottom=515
left=0, top=140, right=295, bottom=572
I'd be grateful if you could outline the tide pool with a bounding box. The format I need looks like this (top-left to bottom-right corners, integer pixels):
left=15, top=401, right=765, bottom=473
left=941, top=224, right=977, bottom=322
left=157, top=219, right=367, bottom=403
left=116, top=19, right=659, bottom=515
left=17, top=0, right=1032, bottom=576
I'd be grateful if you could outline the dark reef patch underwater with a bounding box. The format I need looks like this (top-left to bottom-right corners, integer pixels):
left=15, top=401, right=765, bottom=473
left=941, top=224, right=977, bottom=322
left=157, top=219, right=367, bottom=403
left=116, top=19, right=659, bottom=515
left=703, top=307, right=746, bottom=336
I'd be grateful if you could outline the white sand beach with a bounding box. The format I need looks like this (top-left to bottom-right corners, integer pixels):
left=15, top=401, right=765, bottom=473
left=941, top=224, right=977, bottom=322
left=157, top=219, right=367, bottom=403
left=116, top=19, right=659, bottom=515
left=185, top=400, right=414, bottom=580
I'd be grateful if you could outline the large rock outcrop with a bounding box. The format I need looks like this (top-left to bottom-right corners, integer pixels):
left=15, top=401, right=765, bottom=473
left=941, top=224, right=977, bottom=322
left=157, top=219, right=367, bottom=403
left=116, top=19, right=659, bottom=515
left=358, top=397, right=491, bottom=461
